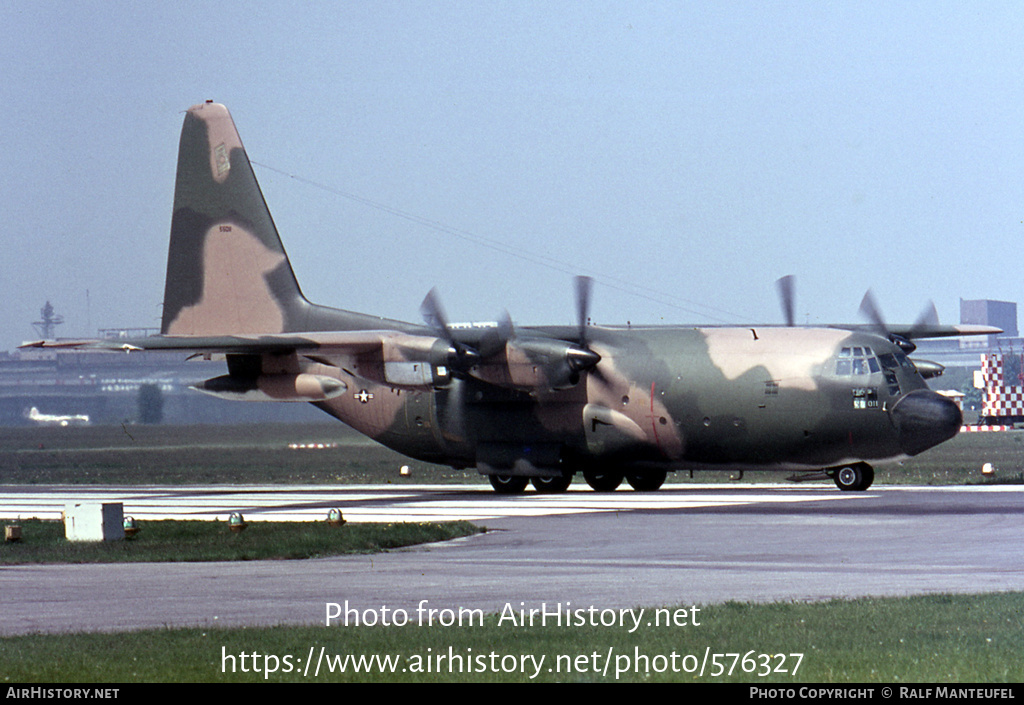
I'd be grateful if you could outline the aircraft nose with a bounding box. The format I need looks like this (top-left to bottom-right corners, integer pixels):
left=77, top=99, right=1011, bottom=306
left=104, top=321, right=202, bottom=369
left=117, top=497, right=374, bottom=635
left=890, top=389, right=963, bottom=456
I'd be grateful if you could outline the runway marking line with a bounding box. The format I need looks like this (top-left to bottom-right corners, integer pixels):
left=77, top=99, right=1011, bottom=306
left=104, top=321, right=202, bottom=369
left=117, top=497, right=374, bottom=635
left=0, top=484, right=858, bottom=522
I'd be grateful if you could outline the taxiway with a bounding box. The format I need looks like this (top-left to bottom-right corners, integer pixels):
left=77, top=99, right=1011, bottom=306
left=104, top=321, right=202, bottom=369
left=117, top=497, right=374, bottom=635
left=1, top=484, right=1022, bottom=635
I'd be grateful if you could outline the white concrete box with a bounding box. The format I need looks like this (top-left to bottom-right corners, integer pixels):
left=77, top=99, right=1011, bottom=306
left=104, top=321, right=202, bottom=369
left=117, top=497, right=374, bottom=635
left=64, top=502, right=125, bottom=541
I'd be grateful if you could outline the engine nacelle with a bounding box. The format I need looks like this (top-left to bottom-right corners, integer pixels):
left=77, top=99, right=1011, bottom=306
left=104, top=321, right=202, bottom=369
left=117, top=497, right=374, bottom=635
left=380, top=337, right=460, bottom=388
left=469, top=337, right=600, bottom=391
left=909, top=358, right=945, bottom=379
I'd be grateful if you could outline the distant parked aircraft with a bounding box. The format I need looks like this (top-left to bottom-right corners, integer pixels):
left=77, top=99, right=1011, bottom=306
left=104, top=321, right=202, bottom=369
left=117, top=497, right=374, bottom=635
left=27, top=407, right=90, bottom=427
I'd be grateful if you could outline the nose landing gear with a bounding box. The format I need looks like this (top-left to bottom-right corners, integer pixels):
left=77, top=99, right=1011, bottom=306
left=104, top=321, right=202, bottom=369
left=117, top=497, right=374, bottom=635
left=830, top=462, right=874, bottom=491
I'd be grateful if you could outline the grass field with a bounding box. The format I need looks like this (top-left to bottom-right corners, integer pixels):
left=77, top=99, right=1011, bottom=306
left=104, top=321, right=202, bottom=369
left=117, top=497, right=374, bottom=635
left=0, top=423, right=465, bottom=485
left=2, top=593, right=1021, bottom=682
left=1, top=422, right=1023, bottom=486
left=0, top=518, right=480, bottom=565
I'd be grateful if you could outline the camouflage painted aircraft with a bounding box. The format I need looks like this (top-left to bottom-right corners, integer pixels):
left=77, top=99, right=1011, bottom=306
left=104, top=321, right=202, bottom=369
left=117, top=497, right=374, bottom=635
left=25, top=102, right=1000, bottom=493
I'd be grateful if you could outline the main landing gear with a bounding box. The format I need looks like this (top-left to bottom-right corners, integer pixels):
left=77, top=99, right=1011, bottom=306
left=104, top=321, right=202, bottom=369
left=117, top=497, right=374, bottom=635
left=487, top=473, right=572, bottom=494
left=487, top=468, right=669, bottom=494
left=530, top=474, right=573, bottom=493
left=488, top=473, right=575, bottom=493
left=488, top=475, right=530, bottom=494
left=582, top=466, right=667, bottom=492
left=830, top=462, right=875, bottom=491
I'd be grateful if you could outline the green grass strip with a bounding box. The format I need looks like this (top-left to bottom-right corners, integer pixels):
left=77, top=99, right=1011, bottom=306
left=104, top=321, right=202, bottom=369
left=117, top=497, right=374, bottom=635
left=2, top=423, right=1024, bottom=486
left=0, top=519, right=480, bottom=564
left=2, top=593, right=1022, bottom=682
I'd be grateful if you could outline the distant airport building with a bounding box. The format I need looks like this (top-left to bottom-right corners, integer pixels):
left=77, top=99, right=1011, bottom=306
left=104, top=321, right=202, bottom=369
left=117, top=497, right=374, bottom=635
left=960, top=298, right=1018, bottom=348
left=916, top=299, right=1022, bottom=360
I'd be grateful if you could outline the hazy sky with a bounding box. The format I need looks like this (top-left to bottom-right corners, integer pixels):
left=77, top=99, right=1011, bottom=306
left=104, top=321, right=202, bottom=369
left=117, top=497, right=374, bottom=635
left=2, top=2, right=1022, bottom=351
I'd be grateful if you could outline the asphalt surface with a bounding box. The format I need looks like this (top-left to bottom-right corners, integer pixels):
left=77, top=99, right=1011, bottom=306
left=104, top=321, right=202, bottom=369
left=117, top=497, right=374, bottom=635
left=1, top=484, right=1022, bottom=635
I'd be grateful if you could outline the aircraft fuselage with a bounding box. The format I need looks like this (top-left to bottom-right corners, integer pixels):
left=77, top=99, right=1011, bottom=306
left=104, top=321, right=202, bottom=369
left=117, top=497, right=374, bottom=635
left=312, top=324, right=959, bottom=478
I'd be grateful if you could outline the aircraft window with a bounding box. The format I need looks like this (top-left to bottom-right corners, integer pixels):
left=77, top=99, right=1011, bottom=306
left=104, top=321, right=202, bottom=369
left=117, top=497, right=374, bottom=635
left=878, top=353, right=898, bottom=370
left=894, top=352, right=915, bottom=370
left=836, top=349, right=880, bottom=377
left=884, top=369, right=900, bottom=396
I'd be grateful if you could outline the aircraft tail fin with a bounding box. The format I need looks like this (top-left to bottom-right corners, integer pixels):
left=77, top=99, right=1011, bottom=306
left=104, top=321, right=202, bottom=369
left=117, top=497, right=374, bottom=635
left=161, top=102, right=417, bottom=338
left=162, top=101, right=308, bottom=336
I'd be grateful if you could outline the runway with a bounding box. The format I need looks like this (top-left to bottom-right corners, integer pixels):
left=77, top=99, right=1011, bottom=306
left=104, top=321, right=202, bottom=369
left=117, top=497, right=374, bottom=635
left=1, top=484, right=1023, bottom=635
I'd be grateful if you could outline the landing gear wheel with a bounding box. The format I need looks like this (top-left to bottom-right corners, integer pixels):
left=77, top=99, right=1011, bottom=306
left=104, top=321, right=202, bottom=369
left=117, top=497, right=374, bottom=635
left=489, top=474, right=529, bottom=494
left=626, top=470, right=667, bottom=491
left=531, top=474, right=572, bottom=493
left=583, top=469, right=624, bottom=492
left=833, top=463, right=874, bottom=491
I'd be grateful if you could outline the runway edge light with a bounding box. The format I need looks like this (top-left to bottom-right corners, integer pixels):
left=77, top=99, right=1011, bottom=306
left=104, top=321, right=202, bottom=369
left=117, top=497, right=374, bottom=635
left=327, top=508, right=346, bottom=527
left=123, top=516, right=139, bottom=539
left=228, top=512, right=247, bottom=533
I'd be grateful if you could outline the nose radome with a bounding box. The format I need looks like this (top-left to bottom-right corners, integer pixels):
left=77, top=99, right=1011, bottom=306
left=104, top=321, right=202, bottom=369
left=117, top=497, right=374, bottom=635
left=890, top=389, right=963, bottom=456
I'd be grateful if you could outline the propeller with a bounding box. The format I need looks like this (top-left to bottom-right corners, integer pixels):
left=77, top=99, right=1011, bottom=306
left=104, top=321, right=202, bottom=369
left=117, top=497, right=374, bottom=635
left=908, top=300, right=940, bottom=339
left=419, top=287, right=452, bottom=337
left=775, top=278, right=938, bottom=349
left=858, top=289, right=934, bottom=354
left=418, top=279, right=601, bottom=391
left=575, top=275, right=593, bottom=343
left=502, top=276, right=601, bottom=390
left=570, top=275, right=601, bottom=374
left=419, top=288, right=480, bottom=371
left=511, top=277, right=600, bottom=389
left=858, top=289, right=888, bottom=337
left=776, top=275, right=796, bottom=327
left=477, top=309, right=514, bottom=359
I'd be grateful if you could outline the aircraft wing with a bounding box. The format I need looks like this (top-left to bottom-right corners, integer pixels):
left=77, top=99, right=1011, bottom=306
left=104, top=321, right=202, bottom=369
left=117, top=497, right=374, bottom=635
left=20, top=330, right=418, bottom=355
left=20, top=330, right=459, bottom=393
left=827, top=324, right=1002, bottom=340
left=901, top=324, right=1003, bottom=339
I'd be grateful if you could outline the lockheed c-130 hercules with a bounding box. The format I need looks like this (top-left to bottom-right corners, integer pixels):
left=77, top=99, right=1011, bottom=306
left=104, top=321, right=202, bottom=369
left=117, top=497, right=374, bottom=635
left=25, top=102, right=999, bottom=494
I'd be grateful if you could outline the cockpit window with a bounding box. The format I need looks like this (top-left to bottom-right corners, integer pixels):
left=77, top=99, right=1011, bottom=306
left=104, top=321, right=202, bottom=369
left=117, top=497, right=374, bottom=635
left=878, top=353, right=898, bottom=370
left=894, top=351, right=916, bottom=370
left=873, top=352, right=904, bottom=395
left=835, top=347, right=879, bottom=376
